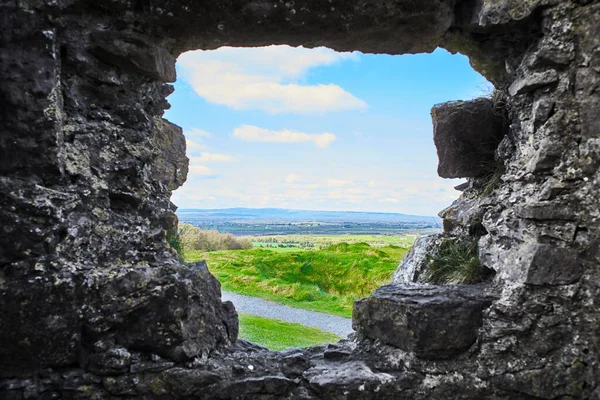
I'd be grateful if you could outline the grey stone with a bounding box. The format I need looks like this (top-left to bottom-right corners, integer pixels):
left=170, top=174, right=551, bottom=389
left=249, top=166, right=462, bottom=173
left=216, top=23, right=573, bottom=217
left=62, top=370, right=102, bottom=391
left=161, top=368, right=223, bottom=396
left=304, top=362, right=395, bottom=394
left=454, top=181, right=470, bottom=191
left=88, top=347, right=132, bottom=375
left=0, top=379, right=34, bottom=391
left=527, top=40, right=575, bottom=68
left=129, top=360, right=175, bottom=373
left=475, top=0, right=554, bottom=26
left=353, top=284, right=497, bottom=359
left=392, top=234, right=443, bottom=284
left=217, top=376, right=294, bottom=398
left=1, top=0, right=600, bottom=399
left=525, top=244, right=583, bottom=285
left=323, top=348, right=353, bottom=361
left=0, top=263, right=237, bottom=376
left=517, top=201, right=577, bottom=221
left=432, top=98, right=507, bottom=178
left=102, top=375, right=140, bottom=396
left=439, top=197, right=486, bottom=236
left=532, top=97, right=555, bottom=128
left=91, top=31, right=176, bottom=82
left=526, top=138, right=562, bottom=173
left=152, top=119, right=189, bottom=191
left=509, top=70, right=559, bottom=96
left=281, top=351, right=310, bottom=377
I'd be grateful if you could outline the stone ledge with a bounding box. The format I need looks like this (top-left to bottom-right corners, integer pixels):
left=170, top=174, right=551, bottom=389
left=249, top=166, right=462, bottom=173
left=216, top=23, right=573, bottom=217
left=432, top=98, right=507, bottom=179
left=353, top=284, right=497, bottom=360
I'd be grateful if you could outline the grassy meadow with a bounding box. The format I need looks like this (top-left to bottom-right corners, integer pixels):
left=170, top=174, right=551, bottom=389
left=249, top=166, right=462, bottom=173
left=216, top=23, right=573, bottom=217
left=249, top=234, right=415, bottom=252
left=184, top=239, right=410, bottom=317
left=238, top=313, right=341, bottom=350
left=180, top=232, right=412, bottom=349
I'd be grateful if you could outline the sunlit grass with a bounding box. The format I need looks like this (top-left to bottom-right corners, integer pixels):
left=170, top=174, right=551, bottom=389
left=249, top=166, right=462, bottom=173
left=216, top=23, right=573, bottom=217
left=420, top=239, right=490, bottom=284
left=184, top=242, right=408, bottom=318
left=238, top=313, right=341, bottom=351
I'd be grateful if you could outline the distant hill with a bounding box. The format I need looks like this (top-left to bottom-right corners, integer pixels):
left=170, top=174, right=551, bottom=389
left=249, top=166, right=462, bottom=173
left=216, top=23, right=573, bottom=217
left=177, top=207, right=440, bottom=224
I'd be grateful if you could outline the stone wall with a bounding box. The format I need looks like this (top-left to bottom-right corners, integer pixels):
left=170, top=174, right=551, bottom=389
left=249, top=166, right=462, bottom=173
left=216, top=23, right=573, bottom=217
left=0, top=0, right=598, bottom=398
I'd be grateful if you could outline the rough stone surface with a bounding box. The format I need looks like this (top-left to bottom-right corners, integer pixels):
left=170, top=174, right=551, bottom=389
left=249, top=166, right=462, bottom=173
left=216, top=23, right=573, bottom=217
left=508, top=69, right=559, bottom=96
left=0, top=261, right=238, bottom=377
left=353, top=284, right=497, bottom=359
left=392, top=235, right=443, bottom=284
left=439, top=197, right=487, bottom=237
left=1, top=0, right=599, bottom=399
left=432, top=98, right=507, bottom=178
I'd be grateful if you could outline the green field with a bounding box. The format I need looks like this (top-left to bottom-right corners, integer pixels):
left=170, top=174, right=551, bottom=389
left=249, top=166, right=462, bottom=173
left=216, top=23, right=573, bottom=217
left=238, top=314, right=341, bottom=351
left=184, top=241, right=409, bottom=317
left=249, top=234, right=415, bottom=252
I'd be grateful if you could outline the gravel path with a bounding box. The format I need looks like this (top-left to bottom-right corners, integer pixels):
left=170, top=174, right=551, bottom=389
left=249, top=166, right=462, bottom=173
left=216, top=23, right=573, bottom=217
left=222, top=291, right=354, bottom=337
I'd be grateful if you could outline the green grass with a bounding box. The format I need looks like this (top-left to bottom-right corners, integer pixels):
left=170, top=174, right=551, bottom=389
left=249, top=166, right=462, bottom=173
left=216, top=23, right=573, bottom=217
left=480, top=164, right=504, bottom=197
left=249, top=234, right=415, bottom=251
left=420, top=239, right=488, bottom=284
left=184, top=242, right=409, bottom=317
left=238, top=313, right=341, bottom=351
left=249, top=245, right=307, bottom=253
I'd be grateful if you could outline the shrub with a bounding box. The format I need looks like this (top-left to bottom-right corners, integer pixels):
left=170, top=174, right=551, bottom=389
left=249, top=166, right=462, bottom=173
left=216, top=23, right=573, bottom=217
left=179, top=223, right=253, bottom=252
left=421, top=239, right=491, bottom=284
left=480, top=162, right=505, bottom=197
left=166, top=228, right=183, bottom=258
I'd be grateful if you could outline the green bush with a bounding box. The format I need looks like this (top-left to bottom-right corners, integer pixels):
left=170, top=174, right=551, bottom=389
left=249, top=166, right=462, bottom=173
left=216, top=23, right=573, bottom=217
left=421, top=239, right=490, bottom=284
left=480, top=162, right=504, bottom=197
left=179, top=223, right=253, bottom=252
left=166, top=228, right=183, bottom=258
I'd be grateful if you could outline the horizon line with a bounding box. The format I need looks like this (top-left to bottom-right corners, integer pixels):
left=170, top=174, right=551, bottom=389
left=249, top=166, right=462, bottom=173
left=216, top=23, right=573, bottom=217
left=176, top=206, right=441, bottom=219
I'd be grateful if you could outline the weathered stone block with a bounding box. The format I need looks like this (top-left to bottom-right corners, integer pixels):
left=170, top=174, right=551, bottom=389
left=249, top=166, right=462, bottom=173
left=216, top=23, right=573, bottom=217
left=151, top=119, right=189, bottom=191
left=353, top=284, right=496, bottom=359
left=525, top=244, right=582, bottom=285
left=439, top=197, right=486, bottom=236
left=392, top=234, right=442, bottom=284
left=508, top=70, right=559, bottom=96
left=304, top=362, right=396, bottom=397
left=432, top=98, right=507, bottom=178
left=0, top=262, right=238, bottom=376
left=517, top=201, right=576, bottom=221
left=532, top=97, right=555, bottom=128
left=88, top=347, right=132, bottom=375
left=91, top=31, right=176, bottom=82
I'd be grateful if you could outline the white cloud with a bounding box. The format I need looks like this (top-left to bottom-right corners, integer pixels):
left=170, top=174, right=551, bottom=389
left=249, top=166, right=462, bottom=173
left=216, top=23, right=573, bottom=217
left=188, top=164, right=214, bottom=176
left=186, top=139, right=206, bottom=154
left=379, top=197, right=400, bottom=204
left=368, top=180, right=376, bottom=188
left=177, top=46, right=367, bottom=114
left=186, top=152, right=236, bottom=179
left=302, top=183, right=322, bottom=189
left=285, top=174, right=300, bottom=183
left=192, top=152, right=237, bottom=163
left=233, top=125, right=336, bottom=148
left=328, top=179, right=353, bottom=187
left=186, top=194, right=216, bottom=201
left=185, top=128, right=212, bottom=138
left=345, top=188, right=366, bottom=195
left=184, top=129, right=212, bottom=156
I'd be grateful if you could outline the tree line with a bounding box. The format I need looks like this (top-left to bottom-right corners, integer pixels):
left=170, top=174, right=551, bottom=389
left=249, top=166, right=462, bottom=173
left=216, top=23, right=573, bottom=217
left=178, top=223, right=253, bottom=252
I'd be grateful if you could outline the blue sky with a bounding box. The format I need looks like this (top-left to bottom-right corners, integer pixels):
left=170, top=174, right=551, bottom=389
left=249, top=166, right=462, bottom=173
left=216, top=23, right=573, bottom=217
left=167, top=46, right=491, bottom=216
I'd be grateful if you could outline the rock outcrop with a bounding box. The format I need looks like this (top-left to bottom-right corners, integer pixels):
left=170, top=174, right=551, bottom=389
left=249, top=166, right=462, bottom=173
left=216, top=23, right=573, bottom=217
left=1, top=0, right=599, bottom=398
left=353, top=284, right=497, bottom=359
left=432, top=98, right=507, bottom=179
